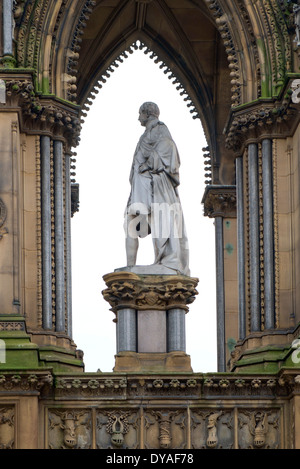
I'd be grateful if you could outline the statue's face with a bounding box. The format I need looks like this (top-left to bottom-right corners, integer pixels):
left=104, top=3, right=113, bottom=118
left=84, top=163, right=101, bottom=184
left=138, top=109, right=148, bottom=126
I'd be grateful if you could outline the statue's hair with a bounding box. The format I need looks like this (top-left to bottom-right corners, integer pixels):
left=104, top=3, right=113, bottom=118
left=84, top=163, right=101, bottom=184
left=139, top=102, right=160, bottom=118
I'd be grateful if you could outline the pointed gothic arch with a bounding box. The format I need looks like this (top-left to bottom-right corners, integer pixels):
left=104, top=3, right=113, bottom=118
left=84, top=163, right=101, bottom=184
left=2, top=0, right=300, bottom=448
left=12, top=0, right=295, bottom=189
left=2, top=0, right=297, bottom=363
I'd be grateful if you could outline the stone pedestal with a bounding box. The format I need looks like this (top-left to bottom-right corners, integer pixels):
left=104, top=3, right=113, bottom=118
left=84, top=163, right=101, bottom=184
left=102, top=267, right=198, bottom=372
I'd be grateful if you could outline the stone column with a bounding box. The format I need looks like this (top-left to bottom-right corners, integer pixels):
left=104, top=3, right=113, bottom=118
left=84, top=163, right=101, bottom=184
left=202, top=185, right=237, bottom=372
left=3, top=0, right=13, bottom=56
left=53, top=141, right=65, bottom=332
left=248, top=143, right=260, bottom=332
left=41, top=136, right=52, bottom=330
left=262, top=139, right=275, bottom=330
left=117, top=308, right=136, bottom=352
left=12, top=121, right=20, bottom=310
left=65, top=152, right=73, bottom=337
left=236, top=157, right=246, bottom=339
left=215, top=216, right=225, bottom=372
left=167, top=308, right=186, bottom=352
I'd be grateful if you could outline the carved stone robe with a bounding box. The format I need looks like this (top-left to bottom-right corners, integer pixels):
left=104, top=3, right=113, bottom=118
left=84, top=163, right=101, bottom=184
left=126, top=118, right=190, bottom=276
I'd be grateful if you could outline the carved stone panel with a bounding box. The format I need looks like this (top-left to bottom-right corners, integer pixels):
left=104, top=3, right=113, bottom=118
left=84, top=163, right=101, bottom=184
left=191, top=410, right=233, bottom=449
left=0, top=199, right=8, bottom=240
left=96, top=410, right=139, bottom=449
left=238, top=409, right=281, bottom=449
left=144, top=410, right=186, bottom=449
left=0, top=406, right=15, bottom=449
left=48, top=409, right=92, bottom=449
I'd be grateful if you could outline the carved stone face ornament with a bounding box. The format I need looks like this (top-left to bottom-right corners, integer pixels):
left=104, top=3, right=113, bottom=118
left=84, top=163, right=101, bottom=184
left=61, top=416, right=77, bottom=449
left=252, top=412, right=267, bottom=448
left=110, top=416, right=125, bottom=448
left=106, top=412, right=129, bottom=448
left=206, top=412, right=222, bottom=449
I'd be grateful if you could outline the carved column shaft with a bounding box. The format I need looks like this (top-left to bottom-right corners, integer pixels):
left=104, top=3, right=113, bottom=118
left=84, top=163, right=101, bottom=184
left=54, top=141, right=65, bottom=332
left=2, top=0, right=13, bottom=56
left=117, top=308, right=136, bottom=353
left=41, top=136, right=52, bottom=330
left=41, top=137, right=69, bottom=333
left=262, top=139, right=275, bottom=330
left=65, top=152, right=73, bottom=337
left=12, top=121, right=20, bottom=310
left=248, top=143, right=260, bottom=332
left=244, top=140, right=275, bottom=333
left=167, top=308, right=186, bottom=352
left=215, top=216, right=225, bottom=372
left=202, top=186, right=236, bottom=371
left=236, top=157, right=246, bottom=339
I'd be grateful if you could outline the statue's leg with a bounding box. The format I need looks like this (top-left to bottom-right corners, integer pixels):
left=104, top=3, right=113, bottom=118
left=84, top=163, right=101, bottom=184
left=124, top=213, right=139, bottom=266
left=125, top=235, right=139, bottom=266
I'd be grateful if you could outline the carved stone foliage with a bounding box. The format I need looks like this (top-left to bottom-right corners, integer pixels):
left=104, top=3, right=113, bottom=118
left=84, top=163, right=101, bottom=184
left=144, top=410, right=186, bottom=450
left=53, top=373, right=291, bottom=400
left=55, top=376, right=127, bottom=399
left=0, top=372, right=53, bottom=393
left=1, top=75, right=81, bottom=147
left=128, top=377, right=201, bottom=399
left=224, top=81, right=300, bottom=152
left=202, top=375, right=288, bottom=398
left=202, top=185, right=236, bottom=218
left=65, top=0, right=97, bottom=102
left=205, top=0, right=243, bottom=108
left=191, top=410, right=233, bottom=449
left=54, top=375, right=202, bottom=400
left=238, top=409, right=280, bottom=449
left=0, top=407, right=15, bottom=449
left=96, top=410, right=139, bottom=449
left=102, top=272, right=198, bottom=313
left=48, top=409, right=92, bottom=449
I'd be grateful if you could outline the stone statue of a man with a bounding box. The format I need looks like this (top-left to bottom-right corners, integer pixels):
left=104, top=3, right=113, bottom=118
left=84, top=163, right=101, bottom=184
left=124, top=102, right=190, bottom=276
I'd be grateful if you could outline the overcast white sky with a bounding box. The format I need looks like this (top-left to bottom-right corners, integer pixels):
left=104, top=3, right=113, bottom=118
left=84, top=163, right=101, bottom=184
left=71, top=46, right=217, bottom=373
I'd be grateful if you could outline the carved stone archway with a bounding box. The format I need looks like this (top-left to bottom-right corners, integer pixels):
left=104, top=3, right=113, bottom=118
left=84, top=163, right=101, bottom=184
left=0, top=0, right=300, bottom=449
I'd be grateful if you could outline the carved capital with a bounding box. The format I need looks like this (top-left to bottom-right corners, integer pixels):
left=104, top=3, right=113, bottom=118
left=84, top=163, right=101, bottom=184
left=224, top=80, right=300, bottom=152
left=202, top=185, right=236, bottom=218
left=102, top=272, right=198, bottom=313
left=1, top=74, right=81, bottom=147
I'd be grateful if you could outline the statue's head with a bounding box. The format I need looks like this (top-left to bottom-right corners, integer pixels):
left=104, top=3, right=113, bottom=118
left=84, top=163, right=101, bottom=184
left=139, top=102, right=160, bottom=125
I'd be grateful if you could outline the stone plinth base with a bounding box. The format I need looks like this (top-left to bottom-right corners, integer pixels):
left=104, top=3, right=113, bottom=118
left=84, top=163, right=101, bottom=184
left=102, top=268, right=199, bottom=373
left=113, top=351, right=193, bottom=373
